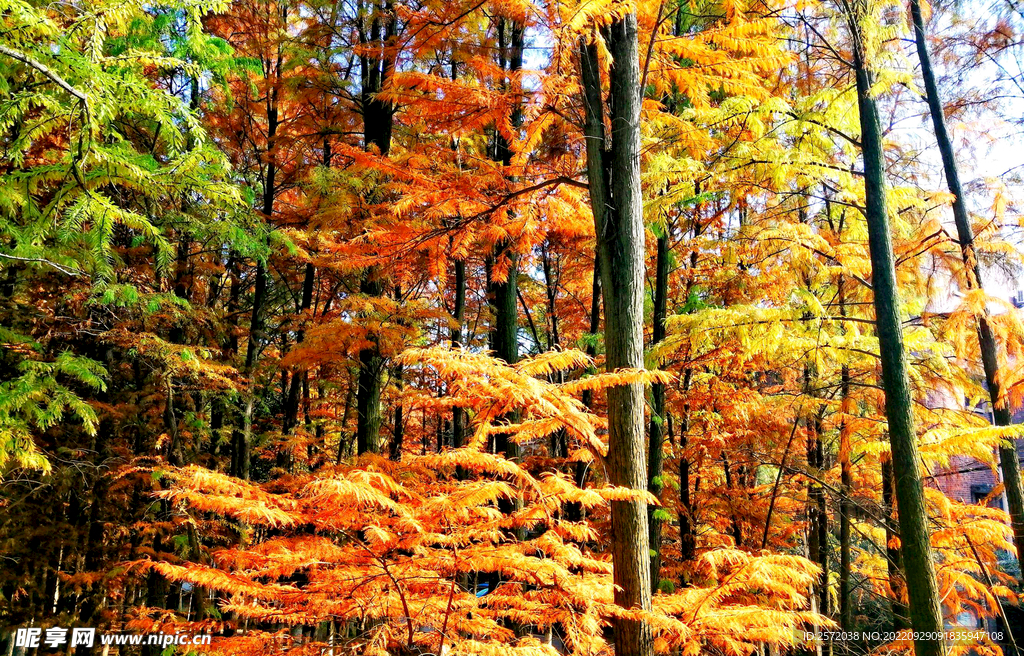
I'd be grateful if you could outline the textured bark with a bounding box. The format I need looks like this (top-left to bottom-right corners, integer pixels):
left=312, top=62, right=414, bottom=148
left=854, top=47, right=946, bottom=655
left=910, top=0, right=1024, bottom=581
left=354, top=0, right=396, bottom=455
left=489, top=16, right=522, bottom=463
left=580, top=13, right=653, bottom=656
left=648, top=232, right=669, bottom=590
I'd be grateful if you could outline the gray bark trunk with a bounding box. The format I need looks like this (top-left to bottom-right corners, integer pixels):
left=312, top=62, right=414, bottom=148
left=580, top=14, right=653, bottom=656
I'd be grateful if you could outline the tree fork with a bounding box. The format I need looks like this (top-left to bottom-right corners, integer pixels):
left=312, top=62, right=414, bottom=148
left=581, top=13, right=654, bottom=656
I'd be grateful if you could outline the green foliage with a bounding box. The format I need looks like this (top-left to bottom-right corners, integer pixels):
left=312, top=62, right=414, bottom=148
left=0, top=0, right=241, bottom=283
left=0, top=348, right=107, bottom=473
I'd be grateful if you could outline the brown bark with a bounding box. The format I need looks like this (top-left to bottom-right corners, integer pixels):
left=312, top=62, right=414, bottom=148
left=580, top=13, right=653, bottom=655
left=355, top=0, right=396, bottom=455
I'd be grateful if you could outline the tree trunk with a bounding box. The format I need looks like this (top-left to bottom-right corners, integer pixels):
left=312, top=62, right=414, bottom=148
left=839, top=277, right=853, bottom=634
left=677, top=242, right=700, bottom=575
left=336, top=379, right=356, bottom=463
left=910, top=0, right=1024, bottom=579
left=804, top=366, right=829, bottom=618
left=237, top=39, right=281, bottom=477
left=881, top=455, right=910, bottom=632
left=807, top=409, right=829, bottom=617
left=648, top=231, right=669, bottom=590
left=678, top=368, right=696, bottom=567
left=452, top=259, right=466, bottom=449
left=489, top=15, right=522, bottom=464
left=356, top=270, right=385, bottom=455
left=244, top=67, right=278, bottom=375
left=580, top=13, right=653, bottom=656
left=853, top=46, right=946, bottom=656
left=542, top=244, right=569, bottom=459
left=284, top=262, right=315, bottom=434
left=566, top=253, right=602, bottom=522
left=390, top=285, right=405, bottom=461
left=354, top=0, right=396, bottom=455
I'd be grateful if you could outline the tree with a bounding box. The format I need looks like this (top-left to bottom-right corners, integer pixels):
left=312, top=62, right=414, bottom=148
left=847, top=2, right=947, bottom=654
left=579, top=10, right=653, bottom=656
left=5, top=0, right=1024, bottom=651
left=909, top=0, right=1024, bottom=581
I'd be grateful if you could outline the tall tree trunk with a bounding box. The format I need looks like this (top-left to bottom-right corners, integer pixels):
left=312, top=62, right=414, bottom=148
left=678, top=368, right=695, bottom=567
left=489, top=15, right=522, bottom=463
left=804, top=365, right=829, bottom=619
left=881, top=455, right=910, bottom=632
left=542, top=244, right=569, bottom=458
left=355, top=0, right=396, bottom=455
left=910, top=0, right=1024, bottom=579
left=284, top=262, right=315, bottom=434
left=356, top=271, right=385, bottom=455
left=283, top=140, right=327, bottom=436
left=390, top=285, right=405, bottom=461
left=648, top=231, right=669, bottom=590
left=336, top=379, right=356, bottom=463
left=722, top=454, right=744, bottom=547
left=483, top=20, right=525, bottom=611
left=566, top=254, right=602, bottom=522
left=807, top=407, right=829, bottom=617
left=451, top=259, right=466, bottom=449
left=236, top=40, right=280, bottom=477
left=678, top=241, right=700, bottom=575
left=580, top=14, right=653, bottom=656
left=838, top=276, right=853, bottom=634
left=244, top=53, right=279, bottom=375
left=244, top=261, right=268, bottom=374
left=853, top=41, right=946, bottom=656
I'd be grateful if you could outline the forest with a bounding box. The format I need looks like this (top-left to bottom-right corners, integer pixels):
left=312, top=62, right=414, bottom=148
left=3, top=0, right=1024, bottom=654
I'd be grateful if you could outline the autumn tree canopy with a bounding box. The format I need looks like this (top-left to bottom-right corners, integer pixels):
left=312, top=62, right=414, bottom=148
left=4, top=0, right=1024, bottom=654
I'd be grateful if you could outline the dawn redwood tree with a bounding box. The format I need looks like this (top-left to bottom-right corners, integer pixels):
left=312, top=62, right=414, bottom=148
left=579, top=10, right=653, bottom=656
left=648, top=227, right=669, bottom=589
left=489, top=14, right=523, bottom=463
left=909, top=0, right=1024, bottom=580
left=355, top=0, right=397, bottom=456
left=848, top=4, right=948, bottom=655
left=8, top=0, right=1024, bottom=650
